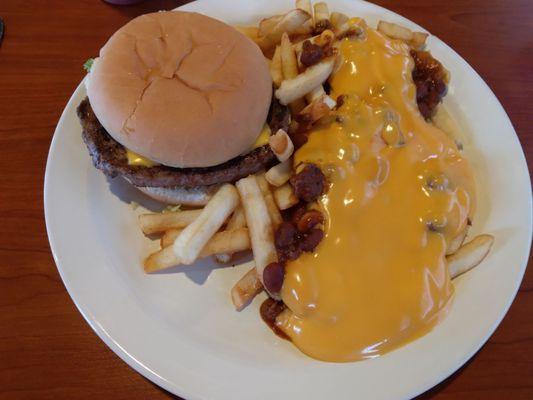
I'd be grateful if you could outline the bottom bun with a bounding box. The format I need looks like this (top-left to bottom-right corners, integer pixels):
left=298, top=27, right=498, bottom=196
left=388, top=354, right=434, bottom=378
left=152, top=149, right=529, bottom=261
left=135, top=185, right=219, bottom=206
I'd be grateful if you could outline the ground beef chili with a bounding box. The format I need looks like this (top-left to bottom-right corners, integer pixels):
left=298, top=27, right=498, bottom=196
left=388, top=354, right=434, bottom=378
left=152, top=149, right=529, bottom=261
left=290, top=164, right=327, bottom=202
left=299, top=229, right=324, bottom=252
left=275, top=221, right=302, bottom=263
left=296, top=209, right=324, bottom=233
left=275, top=221, right=298, bottom=248
left=262, top=262, right=285, bottom=295
left=260, top=298, right=289, bottom=340
left=274, top=208, right=326, bottom=263
left=263, top=164, right=328, bottom=338
left=313, top=19, right=332, bottom=34
left=411, top=49, right=448, bottom=119
left=300, top=40, right=324, bottom=67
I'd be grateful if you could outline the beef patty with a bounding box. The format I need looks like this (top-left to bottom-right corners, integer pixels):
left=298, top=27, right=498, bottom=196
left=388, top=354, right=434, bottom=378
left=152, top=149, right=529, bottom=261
left=77, top=97, right=290, bottom=188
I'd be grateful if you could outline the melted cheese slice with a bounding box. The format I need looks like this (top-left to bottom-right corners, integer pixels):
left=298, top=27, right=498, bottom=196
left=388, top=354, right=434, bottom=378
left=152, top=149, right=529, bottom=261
left=126, top=149, right=158, bottom=167
left=254, top=124, right=272, bottom=148
left=276, top=28, right=475, bottom=362
left=127, top=124, right=271, bottom=166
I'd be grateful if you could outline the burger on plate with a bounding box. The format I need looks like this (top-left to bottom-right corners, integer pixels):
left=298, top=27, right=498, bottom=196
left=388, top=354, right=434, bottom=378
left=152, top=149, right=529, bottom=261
left=78, top=11, right=288, bottom=205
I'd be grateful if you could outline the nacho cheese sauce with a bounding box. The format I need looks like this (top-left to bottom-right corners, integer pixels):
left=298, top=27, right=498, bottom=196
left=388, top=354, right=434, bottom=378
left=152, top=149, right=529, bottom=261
left=276, top=28, right=475, bottom=362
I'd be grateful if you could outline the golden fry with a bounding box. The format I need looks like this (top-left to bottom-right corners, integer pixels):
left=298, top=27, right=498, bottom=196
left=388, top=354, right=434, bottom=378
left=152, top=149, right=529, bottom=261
left=273, top=183, right=299, bottom=210
left=313, top=2, right=330, bottom=24
left=236, top=176, right=278, bottom=298
left=265, top=160, right=293, bottom=187
left=215, top=205, right=247, bottom=263
left=145, top=228, right=251, bottom=273
left=269, top=129, right=294, bottom=162
left=231, top=263, right=263, bottom=311
left=257, top=174, right=283, bottom=229
left=270, top=46, right=284, bottom=87
left=275, top=58, right=335, bottom=105
left=161, top=229, right=182, bottom=248
left=295, top=0, right=312, bottom=15
left=139, top=209, right=201, bottom=235
left=173, top=184, right=239, bottom=264
left=448, top=234, right=494, bottom=279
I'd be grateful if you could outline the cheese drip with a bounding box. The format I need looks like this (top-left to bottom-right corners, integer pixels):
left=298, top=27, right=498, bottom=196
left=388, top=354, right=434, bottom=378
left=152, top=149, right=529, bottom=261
left=276, top=28, right=475, bottom=362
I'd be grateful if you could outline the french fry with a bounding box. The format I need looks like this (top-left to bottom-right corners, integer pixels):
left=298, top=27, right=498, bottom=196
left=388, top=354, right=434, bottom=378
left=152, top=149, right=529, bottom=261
left=295, top=0, right=312, bottom=15
left=234, top=25, right=260, bottom=41
left=145, top=228, right=251, bottom=273
left=306, top=85, right=326, bottom=103
left=274, top=307, right=293, bottom=335
left=273, top=183, right=299, bottom=210
left=258, top=9, right=312, bottom=51
left=173, top=184, right=239, bottom=265
left=161, top=229, right=182, bottom=248
left=139, top=209, right=202, bottom=235
left=280, top=32, right=306, bottom=113
left=316, top=29, right=335, bottom=46
left=231, top=262, right=264, bottom=311
left=265, top=160, right=293, bottom=187
left=295, top=29, right=335, bottom=70
left=330, top=11, right=349, bottom=30
left=377, top=21, right=413, bottom=41
left=294, top=29, right=335, bottom=54
left=275, top=58, right=335, bottom=105
left=235, top=176, right=278, bottom=297
left=298, top=95, right=335, bottom=124
left=270, top=46, right=283, bottom=87
left=296, top=19, right=315, bottom=36
left=335, top=18, right=366, bottom=39
left=259, top=15, right=283, bottom=38
left=313, top=2, right=330, bottom=25
left=410, top=31, right=428, bottom=49
left=447, top=234, right=494, bottom=279
left=226, top=205, right=246, bottom=230
left=446, top=226, right=469, bottom=256
left=377, top=20, right=427, bottom=48
left=269, top=129, right=294, bottom=162
left=280, top=33, right=299, bottom=79
left=257, top=174, right=283, bottom=229
left=215, top=205, right=247, bottom=263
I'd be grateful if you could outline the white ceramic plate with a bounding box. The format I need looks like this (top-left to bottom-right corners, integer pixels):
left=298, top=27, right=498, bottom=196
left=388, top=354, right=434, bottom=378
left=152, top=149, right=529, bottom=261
left=44, top=0, right=532, bottom=399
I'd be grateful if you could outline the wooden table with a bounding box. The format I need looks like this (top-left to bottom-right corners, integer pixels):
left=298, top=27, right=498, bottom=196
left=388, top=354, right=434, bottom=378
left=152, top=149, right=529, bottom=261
left=0, top=0, right=531, bottom=398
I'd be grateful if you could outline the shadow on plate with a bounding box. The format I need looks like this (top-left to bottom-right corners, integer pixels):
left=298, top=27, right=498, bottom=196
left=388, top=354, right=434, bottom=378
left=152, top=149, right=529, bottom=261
left=151, top=258, right=233, bottom=285
left=107, top=176, right=167, bottom=212
left=151, top=250, right=251, bottom=285
left=105, top=177, right=255, bottom=285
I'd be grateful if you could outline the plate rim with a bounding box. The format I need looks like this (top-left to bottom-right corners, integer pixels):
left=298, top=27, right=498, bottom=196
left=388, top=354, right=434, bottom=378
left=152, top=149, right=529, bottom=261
left=44, top=1, right=533, bottom=399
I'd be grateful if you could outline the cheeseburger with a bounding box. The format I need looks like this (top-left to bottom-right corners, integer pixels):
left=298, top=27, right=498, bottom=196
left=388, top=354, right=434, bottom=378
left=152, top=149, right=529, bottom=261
left=78, top=11, right=287, bottom=205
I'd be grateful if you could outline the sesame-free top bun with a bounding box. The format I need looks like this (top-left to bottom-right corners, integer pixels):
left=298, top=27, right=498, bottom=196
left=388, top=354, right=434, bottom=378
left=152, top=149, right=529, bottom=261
left=86, top=11, right=272, bottom=168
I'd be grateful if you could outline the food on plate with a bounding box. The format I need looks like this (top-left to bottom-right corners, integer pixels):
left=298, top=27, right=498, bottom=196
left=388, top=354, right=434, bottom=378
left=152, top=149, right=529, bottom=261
left=236, top=176, right=280, bottom=298
left=215, top=205, right=247, bottom=263
left=139, top=209, right=201, bottom=235
left=265, top=160, right=292, bottom=187
left=173, top=184, right=239, bottom=264
left=242, top=1, right=492, bottom=362
left=80, top=1, right=494, bottom=362
left=447, top=234, right=494, bottom=278
left=78, top=11, right=284, bottom=205
left=144, top=227, right=251, bottom=273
